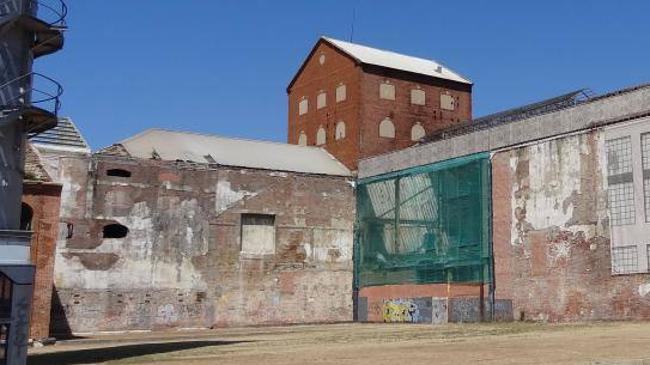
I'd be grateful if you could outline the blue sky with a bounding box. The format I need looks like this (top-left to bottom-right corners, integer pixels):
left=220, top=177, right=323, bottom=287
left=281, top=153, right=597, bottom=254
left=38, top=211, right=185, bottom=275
left=37, top=0, right=650, bottom=150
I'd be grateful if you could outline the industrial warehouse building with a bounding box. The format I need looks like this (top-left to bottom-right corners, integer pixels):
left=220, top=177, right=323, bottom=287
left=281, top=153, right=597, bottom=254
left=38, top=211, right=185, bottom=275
left=23, top=37, right=650, bottom=336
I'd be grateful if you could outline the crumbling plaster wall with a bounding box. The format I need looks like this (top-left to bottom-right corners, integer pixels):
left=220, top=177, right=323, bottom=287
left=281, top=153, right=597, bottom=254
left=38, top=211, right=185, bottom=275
left=51, top=154, right=354, bottom=334
left=493, top=130, right=650, bottom=321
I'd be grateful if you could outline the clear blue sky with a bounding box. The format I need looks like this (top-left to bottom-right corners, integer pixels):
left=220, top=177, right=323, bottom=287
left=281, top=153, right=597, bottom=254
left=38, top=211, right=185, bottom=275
left=37, top=0, right=650, bottom=150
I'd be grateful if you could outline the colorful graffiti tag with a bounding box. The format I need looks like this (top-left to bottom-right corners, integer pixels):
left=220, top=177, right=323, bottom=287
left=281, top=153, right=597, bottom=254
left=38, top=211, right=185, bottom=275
left=382, top=299, right=420, bottom=323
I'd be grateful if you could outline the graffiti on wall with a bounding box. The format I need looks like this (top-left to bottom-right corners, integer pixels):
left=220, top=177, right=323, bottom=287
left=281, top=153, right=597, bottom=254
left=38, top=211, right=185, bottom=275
left=382, top=298, right=420, bottom=323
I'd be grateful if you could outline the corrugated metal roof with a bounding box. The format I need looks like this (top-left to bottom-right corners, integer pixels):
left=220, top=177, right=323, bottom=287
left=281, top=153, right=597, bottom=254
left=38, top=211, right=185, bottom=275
left=116, top=129, right=351, bottom=176
left=29, top=117, right=91, bottom=153
left=323, top=37, right=472, bottom=85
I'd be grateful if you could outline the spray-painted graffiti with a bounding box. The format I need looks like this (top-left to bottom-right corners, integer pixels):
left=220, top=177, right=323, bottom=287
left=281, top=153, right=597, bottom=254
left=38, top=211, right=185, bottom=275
left=382, top=298, right=420, bottom=323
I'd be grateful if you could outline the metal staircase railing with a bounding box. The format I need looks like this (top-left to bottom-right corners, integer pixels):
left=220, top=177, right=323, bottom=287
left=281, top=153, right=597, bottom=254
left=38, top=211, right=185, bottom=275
left=0, top=0, right=67, bottom=28
left=0, top=72, right=62, bottom=119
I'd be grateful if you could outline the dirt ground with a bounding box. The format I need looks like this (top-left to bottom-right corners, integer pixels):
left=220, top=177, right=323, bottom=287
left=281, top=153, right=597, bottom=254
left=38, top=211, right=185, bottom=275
left=27, top=322, right=650, bottom=365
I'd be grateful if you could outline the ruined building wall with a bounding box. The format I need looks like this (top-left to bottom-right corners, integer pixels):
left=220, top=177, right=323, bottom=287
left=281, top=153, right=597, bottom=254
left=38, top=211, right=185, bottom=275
left=493, top=129, right=650, bottom=321
left=50, top=154, right=355, bottom=334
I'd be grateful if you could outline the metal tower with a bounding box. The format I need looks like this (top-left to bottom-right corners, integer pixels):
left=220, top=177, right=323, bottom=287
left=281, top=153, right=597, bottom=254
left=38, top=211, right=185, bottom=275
left=0, top=0, right=65, bottom=363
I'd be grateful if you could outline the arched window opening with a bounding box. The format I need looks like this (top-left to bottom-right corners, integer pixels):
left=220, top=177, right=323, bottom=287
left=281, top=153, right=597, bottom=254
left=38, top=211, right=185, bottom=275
left=107, top=169, right=131, bottom=178
left=379, top=118, right=395, bottom=139
left=316, top=126, right=327, bottom=145
left=411, top=122, right=426, bottom=141
left=103, top=224, right=129, bottom=239
left=298, top=131, right=307, bottom=146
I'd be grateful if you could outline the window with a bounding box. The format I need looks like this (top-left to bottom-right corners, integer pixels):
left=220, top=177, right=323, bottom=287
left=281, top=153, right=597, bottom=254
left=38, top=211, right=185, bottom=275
left=103, top=223, right=128, bottom=239
left=379, top=118, right=395, bottom=139
left=298, top=131, right=307, bottom=146
left=379, top=81, right=395, bottom=100
left=318, top=53, right=326, bottom=65
left=298, top=98, right=308, bottom=115
left=411, top=122, right=426, bottom=141
left=606, top=136, right=635, bottom=225
left=641, top=133, right=650, bottom=222
left=317, top=91, right=327, bottom=109
left=316, top=126, right=326, bottom=145
left=20, top=203, right=33, bottom=231
left=410, top=89, right=425, bottom=105
left=611, top=246, right=638, bottom=274
left=335, top=121, right=346, bottom=140
left=336, top=84, right=347, bottom=102
left=241, top=214, right=275, bottom=255
left=107, top=169, right=131, bottom=178
left=440, top=93, right=455, bottom=110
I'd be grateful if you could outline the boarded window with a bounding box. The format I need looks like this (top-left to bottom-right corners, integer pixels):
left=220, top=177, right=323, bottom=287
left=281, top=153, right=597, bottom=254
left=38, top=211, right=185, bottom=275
left=410, top=89, right=425, bottom=105
left=316, top=126, right=327, bottom=145
left=107, top=169, right=131, bottom=178
left=336, top=84, right=347, bottom=102
left=379, top=118, right=395, bottom=138
left=335, top=121, right=346, bottom=140
left=606, top=136, right=635, bottom=225
left=298, top=131, right=307, bottom=146
left=298, top=98, right=309, bottom=115
left=440, top=93, right=455, bottom=110
left=241, top=214, right=275, bottom=255
left=411, top=122, right=425, bottom=141
left=103, top=224, right=128, bottom=239
left=317, top=92, right=327, bottom=109
left=379, top=82, right=395, bottom=100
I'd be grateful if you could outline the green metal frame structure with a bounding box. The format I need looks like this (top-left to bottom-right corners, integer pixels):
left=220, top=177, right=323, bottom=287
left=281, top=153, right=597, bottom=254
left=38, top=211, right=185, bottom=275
left=355, top=153, right=492, bottom=289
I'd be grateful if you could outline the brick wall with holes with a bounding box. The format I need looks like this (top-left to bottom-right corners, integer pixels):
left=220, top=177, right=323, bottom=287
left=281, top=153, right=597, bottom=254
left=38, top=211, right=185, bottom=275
left=22, top=181, right=62, bottom=340
left=50, top=154, right=355, bottom=334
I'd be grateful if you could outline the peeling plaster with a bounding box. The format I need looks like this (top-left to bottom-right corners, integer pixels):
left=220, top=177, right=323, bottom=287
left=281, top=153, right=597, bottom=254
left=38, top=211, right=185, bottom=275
left=215, top=180, right=256, bottom=215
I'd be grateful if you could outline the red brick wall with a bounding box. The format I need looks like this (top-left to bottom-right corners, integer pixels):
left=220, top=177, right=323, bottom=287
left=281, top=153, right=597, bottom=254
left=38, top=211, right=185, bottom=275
left=23, top=181, right=62, bottom=340
left=288, top=41, right=361, bottom=169
left=358, top=71, right=471, bottom=160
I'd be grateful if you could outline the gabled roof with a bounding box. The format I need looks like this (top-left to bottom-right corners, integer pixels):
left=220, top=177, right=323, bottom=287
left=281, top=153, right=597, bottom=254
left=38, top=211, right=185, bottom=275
left=29, top=117, right=91, bottom=153
left=109, top=129, right=351, bottom=177
left=288, top=36, right=472, bottom=90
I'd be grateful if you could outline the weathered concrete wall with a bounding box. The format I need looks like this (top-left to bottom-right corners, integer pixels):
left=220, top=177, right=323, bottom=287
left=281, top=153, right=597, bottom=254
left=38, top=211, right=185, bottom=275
left=493, top=130, right=650, bottom=321
left=51, top=154, right=355, bottom=334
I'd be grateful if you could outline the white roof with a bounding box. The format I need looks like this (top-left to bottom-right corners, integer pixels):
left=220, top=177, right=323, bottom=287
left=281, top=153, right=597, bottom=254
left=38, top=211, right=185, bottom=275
left=323, top=37, right=471, bottom=84
left=117, top=129, right=351, bottom=176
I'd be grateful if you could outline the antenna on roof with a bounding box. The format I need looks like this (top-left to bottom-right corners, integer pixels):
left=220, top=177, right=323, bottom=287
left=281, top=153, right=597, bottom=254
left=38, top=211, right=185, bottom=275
left=349, top=0, right=359, bottom=42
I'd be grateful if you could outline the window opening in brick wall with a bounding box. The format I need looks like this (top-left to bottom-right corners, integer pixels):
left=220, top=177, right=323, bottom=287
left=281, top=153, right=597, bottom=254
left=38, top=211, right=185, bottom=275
left=410, top=89, right=425, bottom=105
left=316, top=126, right=327, bottom=145
left=241, top=214, right=275, bottom=255
left=335, top=121, right=346, bottom=140
left=103, top=224, right=129, bottom=239
left=20, top=203, right=33, bottom=231
left=298, top=98, right=308, bottom=115
left=611, top=245, right=638, bottom=274
left=379, top=81, right=395, bottom=100
left=606, top=136, right=635, bottom=225
left=317, top=91, right=327, bottom=109
left=379, top=118, right=395, bottom=138
left=298, top=131, right=307, bottom=146
left=107, top=169, right=132, bottom=178
left=336, top=84, right=346, bottom=102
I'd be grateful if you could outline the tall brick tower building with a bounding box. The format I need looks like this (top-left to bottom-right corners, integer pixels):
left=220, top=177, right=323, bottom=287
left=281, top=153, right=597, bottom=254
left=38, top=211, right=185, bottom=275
left=287, top=37, right=472, bottom=170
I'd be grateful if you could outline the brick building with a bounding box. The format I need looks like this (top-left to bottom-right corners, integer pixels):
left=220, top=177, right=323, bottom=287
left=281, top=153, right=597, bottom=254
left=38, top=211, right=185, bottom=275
left=287, top=37, right=472, bottom=170
left=48, top=129, right=355, bottom=334
left=357, top=84, right=650, bottom=322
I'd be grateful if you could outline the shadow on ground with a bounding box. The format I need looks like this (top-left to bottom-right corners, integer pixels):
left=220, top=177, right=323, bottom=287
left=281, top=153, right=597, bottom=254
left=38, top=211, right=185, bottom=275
left=28, top=340, right=249, bottom=365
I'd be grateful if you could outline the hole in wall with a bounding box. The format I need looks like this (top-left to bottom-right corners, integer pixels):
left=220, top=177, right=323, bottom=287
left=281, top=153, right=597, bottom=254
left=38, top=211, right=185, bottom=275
left=66, top=223, right=74, bottom=239
left=106, top=168, right=132, bottom=178
left=103, top=224, right=129, bottom=239
left=20, top=203, right=33, bottom=231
